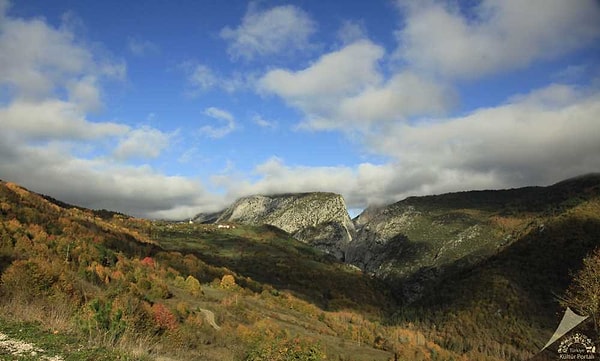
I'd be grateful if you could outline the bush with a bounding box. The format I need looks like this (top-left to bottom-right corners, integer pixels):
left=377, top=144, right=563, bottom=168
left=151, top=303, right=178, bottom=332
left=81, top=298, right=126, bottom=344
left=184, top=275, right=202, bottom=296
left=220, top=274, right=237, bottom=289
left=245, top=336, right=326, bottom=361
left=1, top=259, right=57, bottom=301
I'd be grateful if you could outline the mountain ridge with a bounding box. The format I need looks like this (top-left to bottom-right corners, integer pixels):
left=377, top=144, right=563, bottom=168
left=194, top=173, right=600, bottom=268
left=211, top=192, right=355, bottom=259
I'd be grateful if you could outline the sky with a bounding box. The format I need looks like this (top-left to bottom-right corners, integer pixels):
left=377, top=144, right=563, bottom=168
left=0, top=0, right=599, bottom=220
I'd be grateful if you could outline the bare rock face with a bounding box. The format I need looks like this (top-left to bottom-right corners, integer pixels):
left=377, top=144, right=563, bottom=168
left=216, top=193, right=355, bottom=259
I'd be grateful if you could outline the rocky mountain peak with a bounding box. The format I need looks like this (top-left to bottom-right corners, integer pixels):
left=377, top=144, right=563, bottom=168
left=215, top=192, right=355, bottom=259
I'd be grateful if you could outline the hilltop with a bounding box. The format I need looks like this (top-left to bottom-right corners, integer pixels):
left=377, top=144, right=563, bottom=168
left=202, top=192, right=355, bottom=260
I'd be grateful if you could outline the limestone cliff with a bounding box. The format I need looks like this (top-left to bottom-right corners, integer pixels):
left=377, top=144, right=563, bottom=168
left=215, top=192, right=355, bottom=259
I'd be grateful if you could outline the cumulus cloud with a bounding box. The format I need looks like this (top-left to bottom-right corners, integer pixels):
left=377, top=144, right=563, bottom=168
left=0, top=6, right=124, bottom=101
left=0, top=132, right=217, bottom=218
left=369, top=84, right=600, bottom=189
left=200, top=107, right=236, bottom=138
left=259, top=40, right=453, bottom=130
left=213, top=156, right=504, bottom=210
left=0, top=2, right=215, bottom=219
left=260, top=40, right=383, bottom=101
left=334, top=71, right=455, bottom=127
left=214, top=156, right=354, bottom=200
left=187, top=64, right=217, bottom=91
left=114, top=126, right=173, bottom=160
left=0, top=99, right=128, bottom=140
left=214, top=84, right=600, bottom=210
left=395, top=0, right=600, bottom=78
left=220, top=4, right=316, bottom=61
left=66, top=75, right=102, bottom=111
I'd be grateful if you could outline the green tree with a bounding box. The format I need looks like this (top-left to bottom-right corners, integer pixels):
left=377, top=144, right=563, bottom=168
left=562, top=247, right=600, bottom=334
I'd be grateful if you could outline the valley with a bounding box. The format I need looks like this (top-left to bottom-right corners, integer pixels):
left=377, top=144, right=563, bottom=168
left=0, top=175, right=599, bottom=360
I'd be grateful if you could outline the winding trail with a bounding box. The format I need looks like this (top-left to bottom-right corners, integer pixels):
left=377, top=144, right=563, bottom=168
left=199, top=308, right=221, bottom=330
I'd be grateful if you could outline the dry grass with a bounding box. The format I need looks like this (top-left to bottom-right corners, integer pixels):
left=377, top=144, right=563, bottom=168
left=0, top=297, right=74, bottom=333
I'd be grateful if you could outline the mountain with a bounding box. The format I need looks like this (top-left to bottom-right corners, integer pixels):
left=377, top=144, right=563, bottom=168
left=347, top=174, right=600, bottom=299
left=1, top=175, right=599, bottom=360
left=347, top=174, right=600, bottom=360
left=214, top=192, right=355, bottom=259
left=0, top=180, right=431, bottom=361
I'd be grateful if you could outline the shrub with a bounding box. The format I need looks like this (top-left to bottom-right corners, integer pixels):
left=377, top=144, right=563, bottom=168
left=151, top=303, right=178, bottom=332
left=220, top=274, right=237, bottom=289
left=1, top=259, right=57, bottom=301
left=245, top=336, right=326, bottom=361
left=141, top=256, right=155, bottom=268
left=81, top=298, right=126, bottom=344
left=184, top=275, right=202, bottom=296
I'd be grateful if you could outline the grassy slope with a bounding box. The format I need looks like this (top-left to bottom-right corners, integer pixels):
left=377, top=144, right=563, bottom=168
left=154, top=222, right=390, bottom=312
left=0, top=181, right=461, bottom=361
left=390, top=176, right=600, bottom=360
left=1, top=175, right=598, bottom=361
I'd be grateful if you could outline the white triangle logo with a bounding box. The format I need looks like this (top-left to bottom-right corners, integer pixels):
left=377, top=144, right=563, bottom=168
left=541, top=307, right=589, bottom=351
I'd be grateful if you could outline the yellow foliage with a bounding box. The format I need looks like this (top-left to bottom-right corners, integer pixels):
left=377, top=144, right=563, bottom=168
left=220, top=274, right=236, bottom=289
left=184, top=275, right=202, bottom=296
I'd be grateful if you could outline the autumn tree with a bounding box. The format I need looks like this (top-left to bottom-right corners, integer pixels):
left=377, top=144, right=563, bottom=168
left=562, top=247, right=600, bottom=335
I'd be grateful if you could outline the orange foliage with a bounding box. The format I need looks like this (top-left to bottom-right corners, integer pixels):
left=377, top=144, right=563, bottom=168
left=151, top=303, right=178, bottom=331
left=141, top=256, right=155, bottom=268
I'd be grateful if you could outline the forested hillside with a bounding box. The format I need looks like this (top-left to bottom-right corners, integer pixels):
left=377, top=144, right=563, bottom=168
left=0, top=180, right=463, bottom=360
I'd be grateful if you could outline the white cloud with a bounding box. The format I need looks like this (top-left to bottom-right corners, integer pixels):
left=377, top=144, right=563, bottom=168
left=200, top=107, right=236, bottom=138
left=395, top=0, right=600, bottom=79
left=0, top=3, right=217, bottom=220
left=215, top=156, right=354, bottom=200
left=337, top=19, right=368, bottom=45
left=259, top=40, right=453, bottom=130
left=0, top=6, right=124, bottom=101
left=214, top=84, right=600, bottom=210
left=369, top=84, right=600, bottom=188
left=0, top=99, right=128, bottom=140
left=0, top=134, right=218, bottom=218
left=252, top=114, right=277, bottom=129
left=334, top=71, right=455, bottom=127
left=188, top=64, right=217, bottom=91
left=114, top=126, right=172, bottom=160
left=260, top=40, right=383, bottom=101
left=67, top=75, right=102, bottom=111
left=182, top=62, right=254, bottom=94
left=128, top=37, right=159, bottom=56
left=220, top=4, right=316, bottom=61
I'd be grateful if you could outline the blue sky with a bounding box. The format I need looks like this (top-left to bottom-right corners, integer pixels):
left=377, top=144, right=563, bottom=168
left=1, top=0, right=599, bottom=219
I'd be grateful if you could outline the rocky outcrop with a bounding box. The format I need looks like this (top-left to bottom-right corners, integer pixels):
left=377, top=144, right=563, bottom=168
left=215, top=192, right=355, bottom=259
